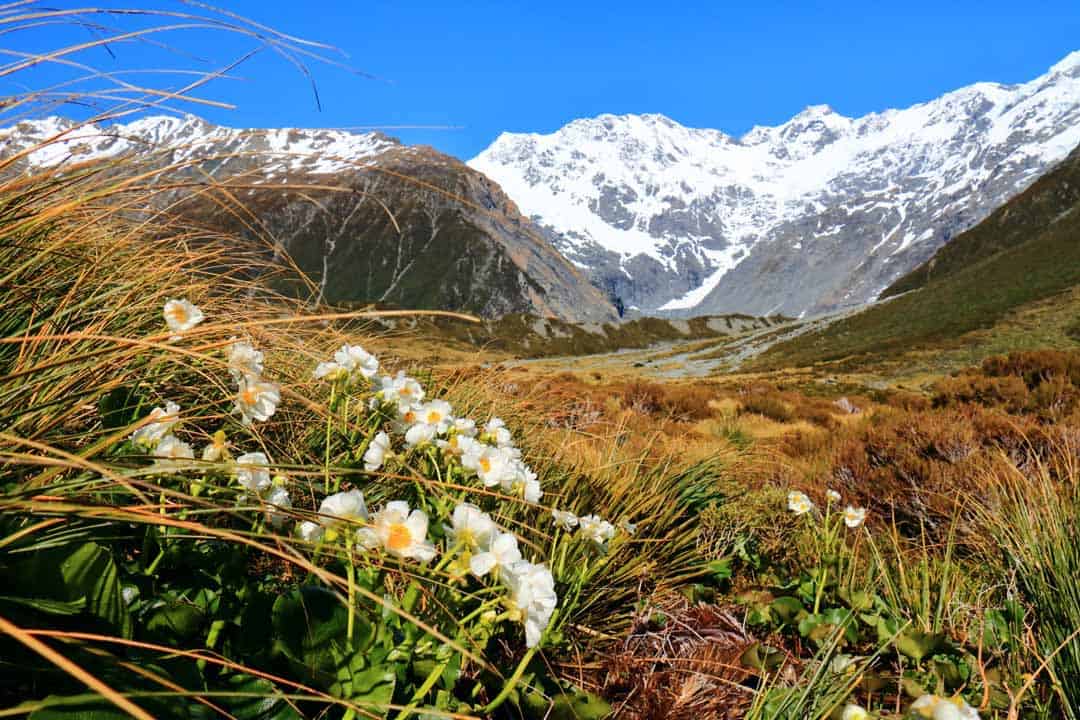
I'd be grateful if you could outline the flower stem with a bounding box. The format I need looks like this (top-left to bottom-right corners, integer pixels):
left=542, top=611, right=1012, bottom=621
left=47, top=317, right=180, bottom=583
left=324, top=383, right=336, bottom=494
left=480, top=639, right=543, bottom=715
left=346, top=554, right=356, bottom=645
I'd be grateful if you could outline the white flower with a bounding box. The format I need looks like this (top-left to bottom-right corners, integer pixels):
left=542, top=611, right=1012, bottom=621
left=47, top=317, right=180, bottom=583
left=201, top=430, right=230, bottom=462
left=844, top=505, right=867, bottom=529
left=264, top=485, right=292, bottom=528
left=787, top=491, right=814, bottom=515
left=499, top=459, right=541, bottom=503
left=319, top=489, right=369, bottom=526
left=163, top=298, right=204, bottom=337
left=369, top=501, right=436, bottom=562
left=469, top=531, right=522, bottom=578
left=298, top=520, right=324, bottom=543
left=227, top=338, right=263, bottom=381
left=417, top=399, right=453, bottom=433
left=826, top=489, right=842, bottom=503
left=841, top=705, right=869, bottom=720
left=521, top=477, right=542, bottom=503
left=235, top=375, right=280, bottom=425
left=334, top=344, right=379, bottom=380
left=447, top=503, right=496, bottom=550
left=153, top=434, right=194, bottom=471
left=437, top=433, right=476, bottom=457
left=552, top=509, right=579, bottom=531
left=910, top=695, right=979, bottom=720
left=451, top=417, right=477, bottom=437
left=377, top=371, right=425, bottom=408
left=462, top=443, right=514, bottom=487
left=502, top=560, right=557, bottom=648
left=404, top=421, right=438, bottom=447
left=131, top=401, right=181, bottom=446
left=484, top=417, right=514, bottom=447
left=578, top=515, right=616, bottom=545
left=234, top=451, right=271, bottom=494
left=313, top=361, right=347, bottom=381
left=363, top=431, right=392, bottom=471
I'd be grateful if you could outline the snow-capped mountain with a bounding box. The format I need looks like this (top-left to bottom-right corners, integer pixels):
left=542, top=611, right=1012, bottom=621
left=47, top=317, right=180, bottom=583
left=0, top=115, right=617, bottom=322
left=469, top=51, right=1080, bottom=317
left=0, top=114, right=400, bottom=176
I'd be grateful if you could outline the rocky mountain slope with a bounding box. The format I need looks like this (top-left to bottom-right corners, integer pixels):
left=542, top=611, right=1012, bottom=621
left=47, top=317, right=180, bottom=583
left=469, top=51, right=1080, bottom=318
left=749, top=139, right=1080, bottom=369
left=0, top=116, right=618, bottom=322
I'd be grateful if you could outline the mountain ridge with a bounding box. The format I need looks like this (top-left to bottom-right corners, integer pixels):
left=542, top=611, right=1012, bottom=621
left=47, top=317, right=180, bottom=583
left=747, top=137, right=1080, bottom=369
left=0, top=115, right=618, bottom=322
left=469, top=51, right=1080, bottom=318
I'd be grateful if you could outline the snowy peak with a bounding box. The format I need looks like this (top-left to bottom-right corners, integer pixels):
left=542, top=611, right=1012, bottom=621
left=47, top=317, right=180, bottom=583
left=0, top=113, right=401, bottom=176
left=468, top=50, right=1080, bottom=317
left=1050, top=49, right=1080, bottom=76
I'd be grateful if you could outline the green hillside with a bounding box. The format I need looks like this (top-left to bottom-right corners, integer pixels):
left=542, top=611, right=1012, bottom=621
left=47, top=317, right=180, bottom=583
left=883, top=144, right=1080, bottom=298
left=751, top=142, right=1080, bottom=370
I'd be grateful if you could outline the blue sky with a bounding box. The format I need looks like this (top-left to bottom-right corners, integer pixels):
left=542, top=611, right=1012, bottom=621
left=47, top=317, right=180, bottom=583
left=7, top=1, right=1080, bottom=159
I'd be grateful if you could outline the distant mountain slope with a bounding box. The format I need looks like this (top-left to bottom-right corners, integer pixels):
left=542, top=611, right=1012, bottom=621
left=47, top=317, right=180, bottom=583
left=749, top=141, right=1080, bottom=369
left=882, top=143, right=1080, bottom=298
left=0, top=116, right=618, bottom=322
left=469, top=51, right=1080, bottom=318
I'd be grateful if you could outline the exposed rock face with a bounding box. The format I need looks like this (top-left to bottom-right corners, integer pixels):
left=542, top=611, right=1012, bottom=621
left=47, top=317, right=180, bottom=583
left=469, top=52, right=1080, bottom=318
left=0, top=116, right=618, bottom=322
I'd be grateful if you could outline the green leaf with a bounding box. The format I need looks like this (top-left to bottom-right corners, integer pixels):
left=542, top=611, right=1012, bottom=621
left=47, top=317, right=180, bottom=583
left=15, top=542, right=131, bottom=637
left=145, top=600, right=205, bottom=644
left=895, top=629, right=948, bottom=663
left=0, top=594, right=86, bottom=615
left=739, top=642, right=785, bottom=671
left=29, top=698, right=133, bottom=720
left=217, top=674, right=302, bottom=720
left=271, top=586, right=380, bottom=695
left=706, top=557, right=734, bottom=585
left=769, top=596, right=805, bottom=624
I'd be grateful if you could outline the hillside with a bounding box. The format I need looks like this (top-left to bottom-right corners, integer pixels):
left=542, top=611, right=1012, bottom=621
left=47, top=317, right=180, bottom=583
left=883, top=143, right=1080, bottom=297
left=748, top=141, right=1080, bottom=370
left=470, top=51, right=1080, bottom=317
left=0, top=117, right=619, bottom=322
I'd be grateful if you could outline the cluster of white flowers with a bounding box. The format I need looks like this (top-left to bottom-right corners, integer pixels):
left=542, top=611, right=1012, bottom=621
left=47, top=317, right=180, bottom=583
left=134, top=325, right=627, bottom=650
left=910, top=694, right=980, bottom=720
left=132, top=400, right=195, bottom=473
left=548, top=509, right=621, bottom=547
left=787, top=489, right=867, bottom=528
left=233, top=451, right=292, bottom=527
left=360, top=365, right=546, bottom=505
left=314, top=343, right=380, bottom=384
left=228, top=337, right=280, bottom=426
left=134, top=301, right=288, bottom=518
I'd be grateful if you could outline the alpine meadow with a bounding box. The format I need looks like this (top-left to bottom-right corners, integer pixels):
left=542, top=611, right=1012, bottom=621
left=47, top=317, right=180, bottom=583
left=2, top=4, right=1080, bottom=720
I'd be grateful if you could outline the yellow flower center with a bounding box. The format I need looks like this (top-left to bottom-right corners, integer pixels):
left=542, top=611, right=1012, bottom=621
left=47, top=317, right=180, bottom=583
left=403, top=410, right=416, bottom=423
left=386, top=523, right=412, bottom=551
left=240, top=387, right=258, bottom=405
left=168, top=305, right=188, bottom=324
left=479, top=457, right=491, bottom=474
left=426, top=410, right=441, bottom=424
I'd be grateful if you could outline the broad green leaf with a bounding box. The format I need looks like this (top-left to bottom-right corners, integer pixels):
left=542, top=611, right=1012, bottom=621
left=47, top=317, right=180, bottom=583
left=14, top=542, right=130, bottom=637
left=769, top=596, right=805, bottom=623
left=217, top=674, right=303, bottom=720
left=145, top=600, right=206, bottom=644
